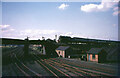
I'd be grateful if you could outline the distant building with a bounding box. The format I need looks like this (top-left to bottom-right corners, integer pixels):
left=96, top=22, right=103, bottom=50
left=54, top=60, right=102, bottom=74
left=87, top=48, right=107, bottom=63
left=55, top=46, right=71, bottom=58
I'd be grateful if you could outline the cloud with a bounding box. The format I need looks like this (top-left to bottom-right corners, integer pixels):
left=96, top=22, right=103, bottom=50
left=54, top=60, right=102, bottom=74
left=20, top=29, right=58, bottom=35
left=2, top=28, right=117, bottom=41
left=19, top=29, right=59, bottom=40
left=0, top=25, right=15, bottom=32
left=1, top=25, right=16, bottom=38
left=2, top=29, right=59, bottom=40
left=113, top=10, right=120, bottom=15
left=112, top=6, right=120, bottom=16
left=80, top=0, right=119, bottom=14
left=113, top=24, right=117, bottom=27
left=113, top=6, right=118, bottom=10
left=58, top=3, right=69, bottom=10
left=64, top=32, right=73, bottom=36
left=60, top=32, right=87, bottom=38
left=18, top=30, right=87, bottom=40
left=0, top=25, right=10, bottom=29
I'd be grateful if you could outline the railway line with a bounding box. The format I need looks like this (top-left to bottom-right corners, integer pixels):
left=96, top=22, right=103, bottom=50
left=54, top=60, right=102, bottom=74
left=2, top=47, right=118, bottom=77
left=10, top=47, right=43, bottom=77
left=47, top=58, right=116, bottom=76
left=3, top=47, right=21, bottom=57
left=3, top=47, right=25, bottom=76
left=33, top=54, right=116, bottom=77
left=44, top=59, right=85, bottom=76
left=13, top=55, right=42, bottom=77
left=43, top=59, right=96, bottom=76
left=44, top=59, right=109, bottom=76
left=3, top=47, right=62, bottom=77
left=32, top=54, right=71, bottom=77
left=3, top=47, right=42, bottom=77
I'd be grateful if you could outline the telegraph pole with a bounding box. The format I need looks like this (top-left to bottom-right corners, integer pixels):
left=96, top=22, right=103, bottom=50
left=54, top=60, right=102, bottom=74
left=24, top=36, right=29, bottom=57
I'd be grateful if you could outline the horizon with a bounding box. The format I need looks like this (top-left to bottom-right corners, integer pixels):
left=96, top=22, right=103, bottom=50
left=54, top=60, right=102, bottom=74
left=1, top=1, right=119, bottom=41
left=1, top=36, right=119, bottom=42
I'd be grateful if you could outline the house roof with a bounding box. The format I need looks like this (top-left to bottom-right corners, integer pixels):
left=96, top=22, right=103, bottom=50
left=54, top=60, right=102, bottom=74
left=87, top=48, right=103, bottom=54
left=56, top=46, right=70, bottom=51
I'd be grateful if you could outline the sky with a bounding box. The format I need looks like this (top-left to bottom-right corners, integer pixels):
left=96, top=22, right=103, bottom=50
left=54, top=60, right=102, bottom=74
left=1, top=1, right=119, bottom=41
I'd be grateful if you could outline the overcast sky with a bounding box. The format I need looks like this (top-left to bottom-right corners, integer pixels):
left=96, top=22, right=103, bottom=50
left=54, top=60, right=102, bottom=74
left=1, top=1, right=119, bottom=40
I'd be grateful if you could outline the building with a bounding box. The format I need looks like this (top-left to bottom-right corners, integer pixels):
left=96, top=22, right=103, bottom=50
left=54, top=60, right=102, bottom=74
left=87, top=48, right=107, bottom=63
left=55, top=46, right=72, bottom=58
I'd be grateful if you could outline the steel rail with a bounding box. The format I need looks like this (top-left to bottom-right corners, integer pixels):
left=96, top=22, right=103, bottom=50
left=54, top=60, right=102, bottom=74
left=50, top=58, right=113, bottom=76
left=14, top=54, right=42, bottom=77
left=34, top=54, right=72, bottom=78
left=44, top=59, right=84, bottom=76
left=32, top=55, right=59, bottom=78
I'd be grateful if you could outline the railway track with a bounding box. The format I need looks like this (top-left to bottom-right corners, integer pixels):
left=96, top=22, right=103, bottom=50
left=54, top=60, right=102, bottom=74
left=3, top=47, right=42, bottom=77
left=3, top=47, right=22, bottom=56
left=62, top=58, right=116, bottom=75
left=44, top=60, right=85, bottom=76
left=44, top=59, right=97, bottom=76
left=3, top=47, right=25, bottom=76
left=13, top=53, right=42, bottom=77
left=32, top=54, right=115, bottom=77
left=33, top=54, right=73, bottom=78
left=3, top=47, right=25, bottom=65
left=3, top=47, right=117, bottom=77
left=48, top=58, right=115, bottom=76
